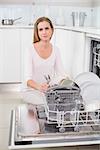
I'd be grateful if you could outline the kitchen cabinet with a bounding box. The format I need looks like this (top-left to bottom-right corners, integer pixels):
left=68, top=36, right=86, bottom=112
left=0, top=29, right=3, bottom=82
left=55, top=28, right=86, bottom=79
left=84, top=36, right=91, bottom=72
left=70, top=30, right=86, bottom=78
left=20, top=28, right=33, bottom=82
left=0, top=29, right=21, bottom=83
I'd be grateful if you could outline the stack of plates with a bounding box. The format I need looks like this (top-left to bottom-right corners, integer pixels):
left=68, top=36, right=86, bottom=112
left=74, top=72, right=100, bottom=111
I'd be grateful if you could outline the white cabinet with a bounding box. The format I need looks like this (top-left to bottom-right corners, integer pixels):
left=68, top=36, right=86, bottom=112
left=55, top=29, right=73, bottom=77
left=55, top=28, right=86, bottom=79
left=0, top=29, right=21, bottom=83
left=70, top=31, right=86, bottom=78
left=0, top=29, right=3, bottom=82
left=20, top=29, right=33, bottom=82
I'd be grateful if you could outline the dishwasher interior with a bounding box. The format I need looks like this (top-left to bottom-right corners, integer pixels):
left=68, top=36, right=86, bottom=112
left=90, top=39, right=100, bottom=77
left=9, top=79, right=100, bottom=149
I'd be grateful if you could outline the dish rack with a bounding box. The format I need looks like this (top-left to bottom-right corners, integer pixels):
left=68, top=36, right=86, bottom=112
left=9, top=81, right=100, bottom=149
left=44, top=84, right=100, bottom=132
left=93, top=47, right=100, bottom=68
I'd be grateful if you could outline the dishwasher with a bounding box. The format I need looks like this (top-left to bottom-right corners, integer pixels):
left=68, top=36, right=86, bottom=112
left=8, top=76, right=100, bottom=149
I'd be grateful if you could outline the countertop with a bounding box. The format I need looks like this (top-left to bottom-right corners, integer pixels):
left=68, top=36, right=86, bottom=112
left=0, top=25, right=100, bottom=39
left=56, top=26, right=100, bottom=39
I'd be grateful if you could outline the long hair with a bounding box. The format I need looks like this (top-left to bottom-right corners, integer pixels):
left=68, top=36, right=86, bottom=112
left=33, top=17, right=54, bottom=43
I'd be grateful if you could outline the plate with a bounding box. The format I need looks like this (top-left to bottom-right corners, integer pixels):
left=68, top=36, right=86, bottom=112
left=80, top=83, right=100, bottom=111
left=74, top=72, right=100, bottom=87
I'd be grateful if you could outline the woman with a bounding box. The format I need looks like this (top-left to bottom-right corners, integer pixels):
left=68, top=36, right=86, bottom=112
left=22, top=17, right=68, bottom=105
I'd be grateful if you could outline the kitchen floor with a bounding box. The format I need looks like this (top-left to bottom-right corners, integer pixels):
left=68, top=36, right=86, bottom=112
left=0, top=91, right=100, bottom=150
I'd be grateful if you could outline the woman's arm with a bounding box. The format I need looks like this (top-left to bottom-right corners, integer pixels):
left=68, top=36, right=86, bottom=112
left=27, top=79, right=49, bottom=92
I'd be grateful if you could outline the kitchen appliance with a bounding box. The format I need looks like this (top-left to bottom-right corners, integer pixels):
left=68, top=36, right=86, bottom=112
left=2, top=17, right=22, bottom=25
left=90, top=39, right=100, bottom=77
left=9, top=79, right=100, bottom=149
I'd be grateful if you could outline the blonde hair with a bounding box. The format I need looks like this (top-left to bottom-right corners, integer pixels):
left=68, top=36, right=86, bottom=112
left=33, top=17, right=54, bottom=43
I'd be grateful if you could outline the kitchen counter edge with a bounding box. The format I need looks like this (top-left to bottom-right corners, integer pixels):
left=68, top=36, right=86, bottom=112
left=0, top=25, right=100, bottom=38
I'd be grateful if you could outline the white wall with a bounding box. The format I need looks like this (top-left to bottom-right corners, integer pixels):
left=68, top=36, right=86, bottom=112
left=0, top=0, right=93, bottom=6
left=93, top=0, right=100, bottom=7
left=92, top=7, right=100, bottom=28
left=0, top=4, right=93, bottom=27
left=0, top=0, right=100, bottom=27
left=92, top=0, right=100, bottom=28
left=32, top=0, right=93, bottom=7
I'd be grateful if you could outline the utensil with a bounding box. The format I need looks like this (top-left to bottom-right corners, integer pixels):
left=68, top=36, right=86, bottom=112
left=2, top=17, right=22, bottom=25
left=44, top=75, right=51, bottom=84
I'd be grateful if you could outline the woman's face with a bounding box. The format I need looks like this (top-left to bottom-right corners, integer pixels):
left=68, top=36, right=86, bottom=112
left=37, top=21, right=53, bottom=42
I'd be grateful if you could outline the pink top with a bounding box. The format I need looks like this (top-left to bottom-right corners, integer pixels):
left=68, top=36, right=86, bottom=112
left=23, top=44, right=67, bottom=91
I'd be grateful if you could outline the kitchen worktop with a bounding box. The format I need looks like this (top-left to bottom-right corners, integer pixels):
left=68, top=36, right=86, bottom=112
left=56, top=26, right=100, bottom=39
left=0, top=25, right=100, bottom=38
left=55, top=26, right=100, bottom=39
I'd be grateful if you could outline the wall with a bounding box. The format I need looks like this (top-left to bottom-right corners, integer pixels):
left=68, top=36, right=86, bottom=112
left=92, top=0, right=100, bottom=28
left=31, top=0, right=93, bottom=7
left=0, top=4, right=93, bottom=27
left=0, top=0, right=100, bottom=27
left=0, top=0, right=93, bottom=6
left=93, top=0, right=100, bottom=6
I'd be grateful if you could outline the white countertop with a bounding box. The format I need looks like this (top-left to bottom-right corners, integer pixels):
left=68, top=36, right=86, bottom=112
left=0, top=25, right=34, bottom=29
left=0, top=25, right=100, bottom=39
left=56, top=26, right=100, bottom=39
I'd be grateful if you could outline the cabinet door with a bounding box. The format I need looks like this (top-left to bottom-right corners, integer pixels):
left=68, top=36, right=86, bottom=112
left=0, top=29, right=3, bottom=82
left=70, top=31, right=86, bottom=78
left=55, top=28, right=85, bottom=79
left=55, top=29, right=73, bottom=77
left=20, top=29, right=33, bottom=82
left=0, top=29, right=21, bottom=83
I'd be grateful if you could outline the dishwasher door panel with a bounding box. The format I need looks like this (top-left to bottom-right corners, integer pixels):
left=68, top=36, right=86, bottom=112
left=8, top=104, right=100, bottom=149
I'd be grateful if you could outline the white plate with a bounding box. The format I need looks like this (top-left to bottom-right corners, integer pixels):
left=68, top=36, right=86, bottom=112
left=74, top=72, right=100, bottom=87
left=80, top=83, right=100, bottom=111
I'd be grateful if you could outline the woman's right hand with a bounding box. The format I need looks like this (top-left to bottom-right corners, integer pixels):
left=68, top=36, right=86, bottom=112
left=37, top=83, right=49, bottom=92
left=27, top=80, right=49, bottom=92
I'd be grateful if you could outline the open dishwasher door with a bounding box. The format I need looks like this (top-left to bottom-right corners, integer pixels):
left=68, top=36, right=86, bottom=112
left=9, top=105, right=100, bottom=149
left=9, top=83, right=100, bottom=149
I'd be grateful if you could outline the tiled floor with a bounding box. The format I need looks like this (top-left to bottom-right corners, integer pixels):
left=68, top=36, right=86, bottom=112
left=0, top=91, right=100, bottom=150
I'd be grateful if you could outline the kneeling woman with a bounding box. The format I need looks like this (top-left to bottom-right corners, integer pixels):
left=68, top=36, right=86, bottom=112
left=22, top=17, right=68, bottom=105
